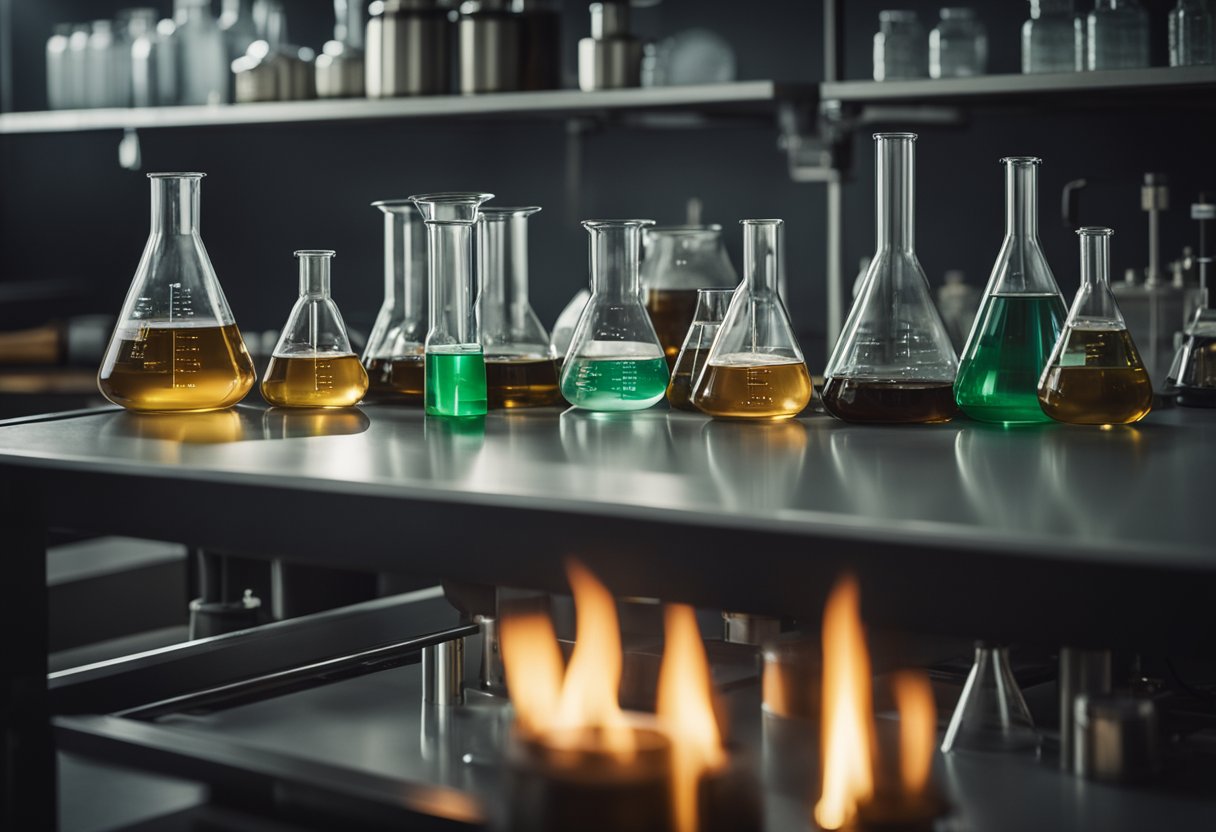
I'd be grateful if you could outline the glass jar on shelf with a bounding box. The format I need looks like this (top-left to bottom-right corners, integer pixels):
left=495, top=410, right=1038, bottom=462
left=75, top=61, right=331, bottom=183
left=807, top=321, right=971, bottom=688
left=929, top=8, right=988, bottom=79
left=1022, top=0, right=1078, bottom=74
left=1169, top=0, right=1214, bottom=67
left=1085, top=0, right=1149, bottom=70
left=873, top=10, right=928, bottom=81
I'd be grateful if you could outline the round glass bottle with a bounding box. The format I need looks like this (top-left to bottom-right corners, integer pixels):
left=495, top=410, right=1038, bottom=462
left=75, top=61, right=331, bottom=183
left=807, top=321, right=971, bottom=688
left=822, top=134, right=959, bottom=424
left=262, top=250, right=368, bottom=408
left=640, top=225, right=738, bottom=368
left=560, top=220, right=669, bottom=411
left=954, top=158, right=1068, bottom=424
left=362, top=199, right=428, bottom=403
left=693, top=220, right=812, bottom=420
left=99, top=173, right=255, bottom=412
left=477, top=207, right=562, bottom=408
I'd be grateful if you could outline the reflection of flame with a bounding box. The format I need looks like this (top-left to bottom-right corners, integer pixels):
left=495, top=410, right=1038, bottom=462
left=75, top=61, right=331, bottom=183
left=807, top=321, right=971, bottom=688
left=657, top=604, right=726, bottom=832
left=813, top=575, right=873, bottom=830
left=762, top=659, right=788, bottom=717
left=892, top=671, right=935, bottom=796
left=500, top=559, right=635, bottom=759
left=499, top=612, right=564, bottom=737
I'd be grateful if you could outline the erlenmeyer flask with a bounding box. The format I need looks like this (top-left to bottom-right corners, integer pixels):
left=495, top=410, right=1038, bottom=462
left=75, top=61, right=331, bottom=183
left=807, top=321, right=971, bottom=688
left=1038, top=227, right=1153, bottom=425
left=1166, top=305, right=1216, bottom=407
left=641, top=225, right=739, bottom=367
left=941, top=643, right=1040, bottom=753
left=666, top=288, right=733, bottom=411
left=261, top=250, right=368, bottom=408
left=362, top=199, right=428, bottom=404
left=822, top=133, right=960, bottom=424
left=411, top=192, right=494, bottom=418
left=550, top=288, right=590, bottom=360
left=692, top=220, right=812, bottom=420
left=99, top=172, right=255, bottom=412
left=955, top=157, right=1067, bottom=424
left=560, top=220, right=669, bottom=411
left=477, top=206, right=562, bottom=408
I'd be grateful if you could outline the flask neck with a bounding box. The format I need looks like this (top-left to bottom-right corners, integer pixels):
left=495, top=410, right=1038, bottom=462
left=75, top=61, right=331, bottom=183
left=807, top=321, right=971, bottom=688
left=380, top=206, right=422, bottom=314
left=588, top=223, right=643, bottom=299
left=1079, top=230, right=1112, bottom=290
left=478, top=215, right=532, bottom=309
left=1003, top=159, right=1040, bottom=242
left=1074, top=227, right=1124, bottom=323
left=875, top=135, right=915, bottom=252
left=296, top=251, right=334, bottom=298
left=150, top=176, right=202, bottom=236
left=743, top=220, right=782, bottom=295
left=427, top=221, right=477, bottom=345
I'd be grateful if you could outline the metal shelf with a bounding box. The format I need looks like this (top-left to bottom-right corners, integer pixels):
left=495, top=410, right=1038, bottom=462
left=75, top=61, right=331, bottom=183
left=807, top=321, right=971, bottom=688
left=821, top=65, right=1216, bottom=106
left=0, top=81, right=814, bottom=135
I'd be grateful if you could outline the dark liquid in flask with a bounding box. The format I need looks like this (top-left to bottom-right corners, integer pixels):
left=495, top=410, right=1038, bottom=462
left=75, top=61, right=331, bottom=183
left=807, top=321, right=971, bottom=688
left=98, top=323, right=255, bottom=412
left=1170, top=333, right=1216, bottom=408
left=364, top=355, right=425, bottom=404
left=821, top=378, right=958, bottom=424
left=646, top=288, right=700, bottom=368
left=485, top=356, right=562, bottom=408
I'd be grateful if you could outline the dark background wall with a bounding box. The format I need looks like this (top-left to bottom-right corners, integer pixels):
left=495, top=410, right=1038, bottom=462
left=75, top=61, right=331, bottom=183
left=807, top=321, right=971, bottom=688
left=1, top=0, right=1210, bottom=368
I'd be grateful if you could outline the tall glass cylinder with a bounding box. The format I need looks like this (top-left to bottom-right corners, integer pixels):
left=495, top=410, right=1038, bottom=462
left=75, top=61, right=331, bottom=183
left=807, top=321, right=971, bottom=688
left=411, top=192, right=494, bottom=417
left=363, top=200, right=428, bottom=403
left=1169, top=0, right=1215, bottom=66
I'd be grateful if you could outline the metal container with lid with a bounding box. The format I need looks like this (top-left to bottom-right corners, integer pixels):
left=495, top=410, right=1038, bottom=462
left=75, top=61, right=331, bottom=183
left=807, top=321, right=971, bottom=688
left=366, top=0, right=453, bottom=97
left=458, top=0, right=520, bottom=94
left=577, top=1, right=642, bottom=91
left=316, top=0, right=366, bottom=98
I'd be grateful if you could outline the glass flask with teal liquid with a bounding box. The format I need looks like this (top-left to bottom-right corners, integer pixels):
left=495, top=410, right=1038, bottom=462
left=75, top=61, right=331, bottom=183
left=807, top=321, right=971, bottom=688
left=954, top=157, right=1067, bottom=423
left=410, top=191, right=494, bottom=417
left=560, top=219, right=670, bottom=411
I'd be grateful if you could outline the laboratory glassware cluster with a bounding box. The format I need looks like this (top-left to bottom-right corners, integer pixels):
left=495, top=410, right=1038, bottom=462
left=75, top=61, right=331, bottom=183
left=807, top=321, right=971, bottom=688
left=872, top=1, right=1214, bottom=81
left=98, top=130, right=1211, bottom=426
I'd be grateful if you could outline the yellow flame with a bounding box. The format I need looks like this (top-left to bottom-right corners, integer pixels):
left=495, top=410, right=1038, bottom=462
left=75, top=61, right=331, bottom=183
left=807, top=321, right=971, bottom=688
left=892, top=671, right=936, bottom=796
left=813, top=575, right=874, bottom=830
left=499, top=612, right=565, bottom=737
left=657, top=604, right=726, bottom=832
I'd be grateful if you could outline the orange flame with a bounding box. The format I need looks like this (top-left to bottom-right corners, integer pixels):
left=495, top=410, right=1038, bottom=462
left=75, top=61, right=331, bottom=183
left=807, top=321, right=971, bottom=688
left=657, top=604, right=726, bottom=832
left=499, top=612, right=564, bottom=738
left=892, top=671, right=936, bottom=796
left=813, top=575, right=874, bottom=830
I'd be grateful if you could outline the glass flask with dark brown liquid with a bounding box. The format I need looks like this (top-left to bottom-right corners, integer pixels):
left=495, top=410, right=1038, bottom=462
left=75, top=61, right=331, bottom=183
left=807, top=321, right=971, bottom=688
left=361, top=199, right=428, bottom=403
left=641, top=225, right=738, bottom=367
left=667, top=288, right=733, bottom=411
left=822, top=134, right=960, bottom=424
left=98, top=172, right=255, bottom=412
left=476, top=206, right=562, bottom=408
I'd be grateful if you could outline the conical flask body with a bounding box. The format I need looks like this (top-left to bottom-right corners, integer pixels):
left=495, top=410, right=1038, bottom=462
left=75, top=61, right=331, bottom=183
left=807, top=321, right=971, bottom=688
left=1166, top=307, right=1216, bottom=407
left=822, top=134, right=959, bottom=424
left=1038, top=228, right=1153, bottom=425
left=941, top=645, right=1040, bottom=753
left=362, top=199, right=428, bottom=404
left=98, top=173, right=255, bottom=412
left=262, top=250, right=368, bottom=408
left=693, top=219, right=811, bottom=420
left=560, top=220, right=669, bottom=411
left=955, top=158, right=1067, bottom=423
left=667, top=288, right=733, bottom=411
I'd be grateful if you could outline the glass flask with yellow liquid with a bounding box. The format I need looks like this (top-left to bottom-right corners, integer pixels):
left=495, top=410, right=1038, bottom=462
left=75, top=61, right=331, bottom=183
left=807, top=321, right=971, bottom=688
left=692, top=219, right=812, bottom=420
left=98, top=172, right=255, bottom=412
left=822, top=133, right=960, bottom=424
left=476, top=206, right=562, bottom=408
left=641, top=225, right=738, bottom=367
left=560, top=219, right=669, bottom=411
left=1038, top=227, right=1153, bottom=425
left=362, top=199, right=427, bottom=404
left=666, top=288, right=733, bottom=411
left=261, top=250, right=369, bottom=408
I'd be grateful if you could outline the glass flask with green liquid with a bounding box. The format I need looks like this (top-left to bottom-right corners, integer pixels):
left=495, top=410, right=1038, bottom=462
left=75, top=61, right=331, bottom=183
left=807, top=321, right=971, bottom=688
left=954, top=157, right=1067, bottom=424
left=410, top=192, right=494, bottom=417
left=560, top=219, right=670, bottom=411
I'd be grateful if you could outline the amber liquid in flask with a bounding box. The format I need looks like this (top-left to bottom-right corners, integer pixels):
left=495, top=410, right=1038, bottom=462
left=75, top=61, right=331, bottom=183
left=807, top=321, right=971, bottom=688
left=485, top=356, right=561, bottom=408
left=694, top=356, right=812, bottom=420
left=646, top=288, right=701, bottom=367
left=365, top=355, right=426, bottom=402
left=262, top=354, right=369, bottom=408
left=100, top=324, right=255, bottom=412
left=821, top=378, right=958, bottom=423
left=1038, top=327, right=1153, bottom=424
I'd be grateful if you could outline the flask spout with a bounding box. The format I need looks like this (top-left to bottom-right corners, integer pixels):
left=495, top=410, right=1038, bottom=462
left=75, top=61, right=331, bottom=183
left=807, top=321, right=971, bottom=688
left=1003, top=157, right=1042, bottom=241
left=874, top=133, right=916, bottom=252
left=149, top=172, right=205, bottom=236
left=295, top=249, right=335, bottom=297
left=584, top=219, right=655, bottom=298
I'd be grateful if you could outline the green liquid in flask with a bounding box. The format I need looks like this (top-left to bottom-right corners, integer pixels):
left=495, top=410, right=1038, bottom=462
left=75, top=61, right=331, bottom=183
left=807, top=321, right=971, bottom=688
left=954, top=293, right=1067, bottom=424
left=425, top=346, right=487, bottom=417
left=560, top=356, right=669, bottom=411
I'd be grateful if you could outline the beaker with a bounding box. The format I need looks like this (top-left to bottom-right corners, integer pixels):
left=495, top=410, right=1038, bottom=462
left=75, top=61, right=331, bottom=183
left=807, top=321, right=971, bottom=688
left=692, top=220, right=812, bottom=420
left=477, top=206, right=561, bottom=409
left=666, top=288, right=733, bottom=411
left=641, top=225, right=738, bottom=367
left=261, top=250, right=368, bottom=408
left=362, top=199, right=428, bottom=404
left=99, top=172, right=256, bottom=412
left=411, top=191, right=494, bottom=418
left=822, top=133, right=959, bottom=424
left=560, top=219, right=669, bottom=411
left=1038, top=227, right=1153, bottom=425
left=954, top=157, right=1067, bottom=424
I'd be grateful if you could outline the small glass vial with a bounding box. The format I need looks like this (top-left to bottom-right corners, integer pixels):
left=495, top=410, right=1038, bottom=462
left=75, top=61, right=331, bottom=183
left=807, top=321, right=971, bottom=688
left=262, top=251, right=368, bottom=408
left=930, top=8, right=988, bottom=78
left=1085, top=0, right=1149, bottom=71
left=873, top=11, right=929, bottom=81
left=1022, top=0, right=1077, bottom=73
left=1169, top=0, right=1215, bottom=66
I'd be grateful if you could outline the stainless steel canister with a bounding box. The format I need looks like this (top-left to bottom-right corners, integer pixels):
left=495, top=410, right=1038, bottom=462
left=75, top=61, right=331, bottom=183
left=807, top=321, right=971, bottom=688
left=577, top=1, right=642, bottom=91
left=458, top=0, right=521, bottom=94
left=367, top=0, right=453, bottom=97
left=1074, top=693, right=1160, bottom=782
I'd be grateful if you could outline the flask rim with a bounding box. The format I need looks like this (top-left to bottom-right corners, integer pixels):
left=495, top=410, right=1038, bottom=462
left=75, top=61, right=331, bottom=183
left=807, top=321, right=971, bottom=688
left=294, top=249, right=336, bottom=257
left=1000, top=156, right=1042, bottom=165
left=147, top=171, right=205, bottom=179
left=740, top=218, right=784, bottom=227
left=872, top=132, right=917, bottom=141
left=581, top=219, right=656, bottom=229
left=480, top=206, right=543, bottom=219
left=1077, top=226, right=1114, bottom=237
left=645, top=224, right=722, bottom=235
